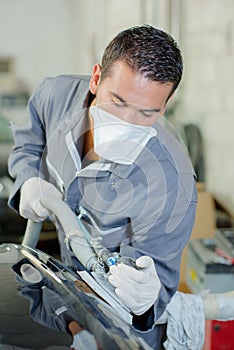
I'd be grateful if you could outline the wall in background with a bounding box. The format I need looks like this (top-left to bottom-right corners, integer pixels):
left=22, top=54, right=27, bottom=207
left=0, top=0, right=79, bottom=91
left=179, top=0, right=234, bottom=213
left=0, top=0, right=172, bottom=91
left=75, top=0, right=162, bottom=74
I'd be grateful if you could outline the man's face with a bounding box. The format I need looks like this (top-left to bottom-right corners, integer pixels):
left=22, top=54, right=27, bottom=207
left=91, top=61, right=174, bottom=127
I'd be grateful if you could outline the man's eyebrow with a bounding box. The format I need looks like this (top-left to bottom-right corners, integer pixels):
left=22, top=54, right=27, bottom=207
left=110, top=91, right=162, bottom=113
left=110, top=92, right=128, bottom=105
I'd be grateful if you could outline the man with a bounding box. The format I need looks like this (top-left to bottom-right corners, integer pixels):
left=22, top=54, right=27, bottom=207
left=8, top=25, right=197, bottom=349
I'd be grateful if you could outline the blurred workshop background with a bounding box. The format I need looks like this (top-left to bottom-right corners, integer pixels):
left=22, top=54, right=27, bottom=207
left=0, top=1, right=234, bottom=348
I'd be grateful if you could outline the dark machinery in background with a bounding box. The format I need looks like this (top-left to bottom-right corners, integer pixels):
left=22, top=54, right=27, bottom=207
left=0, top=114, right=27, bottom=243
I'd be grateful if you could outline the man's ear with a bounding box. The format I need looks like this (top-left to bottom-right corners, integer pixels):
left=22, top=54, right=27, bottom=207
left=89, top=64, right=102, bottom=95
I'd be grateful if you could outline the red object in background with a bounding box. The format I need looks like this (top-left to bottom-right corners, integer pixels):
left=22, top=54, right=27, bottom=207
left=203, top=320, right=234, bottom=350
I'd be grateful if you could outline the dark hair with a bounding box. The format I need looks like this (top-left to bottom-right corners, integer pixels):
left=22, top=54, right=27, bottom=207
left=101, top=24, right=183, bottom=97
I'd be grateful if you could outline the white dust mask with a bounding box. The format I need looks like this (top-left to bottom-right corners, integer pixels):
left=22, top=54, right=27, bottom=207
left=90, top=105, right=157, bottom=165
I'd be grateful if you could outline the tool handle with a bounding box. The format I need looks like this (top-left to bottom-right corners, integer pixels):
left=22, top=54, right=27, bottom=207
left=21, top=195, right=97, bottom=270
left=22, top=220, right=43, bottom=248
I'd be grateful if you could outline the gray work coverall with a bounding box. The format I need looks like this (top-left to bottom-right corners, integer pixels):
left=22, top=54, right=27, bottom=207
left=8, top=75, right=197, bottom=349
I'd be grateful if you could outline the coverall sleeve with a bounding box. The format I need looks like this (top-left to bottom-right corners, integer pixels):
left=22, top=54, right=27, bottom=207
left=120, top=165, right=197, bottom=333
left=8, top=79, right=53, bottom=212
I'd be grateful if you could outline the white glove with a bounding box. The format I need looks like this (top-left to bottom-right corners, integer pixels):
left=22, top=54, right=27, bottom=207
left=19, top=177, right=63, bottom=222
left=108, top=255, right=161, bottom=315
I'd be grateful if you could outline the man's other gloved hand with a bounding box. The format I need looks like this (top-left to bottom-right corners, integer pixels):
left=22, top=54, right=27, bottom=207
left=19, top=177, right=63, bottom=222
left=108, top=255, right=161, bottom=315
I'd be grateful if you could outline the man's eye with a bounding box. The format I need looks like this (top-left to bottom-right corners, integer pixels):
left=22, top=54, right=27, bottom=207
left=141, top=111, right=154, bottom=118
left=112, top=100, right=127, bottom=108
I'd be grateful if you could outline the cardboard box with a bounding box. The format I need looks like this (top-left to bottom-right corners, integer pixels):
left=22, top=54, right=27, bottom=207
left=179, top=182, right=216, bottom=290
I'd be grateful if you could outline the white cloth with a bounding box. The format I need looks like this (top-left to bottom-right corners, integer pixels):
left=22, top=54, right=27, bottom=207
left=163, top=292, right=205, bottom=350
left=200, top=289, right=234, bottom=321
left=90, top=105, right=157, bottom=164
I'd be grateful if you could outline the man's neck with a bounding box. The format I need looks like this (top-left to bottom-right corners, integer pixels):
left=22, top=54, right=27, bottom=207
left=82, top=97, right=99, bottom=161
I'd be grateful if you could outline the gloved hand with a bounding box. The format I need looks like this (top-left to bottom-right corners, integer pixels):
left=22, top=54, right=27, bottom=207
left=108, top=255, right=161, bottom=315
left=20, top=177, right=63, bottom=222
